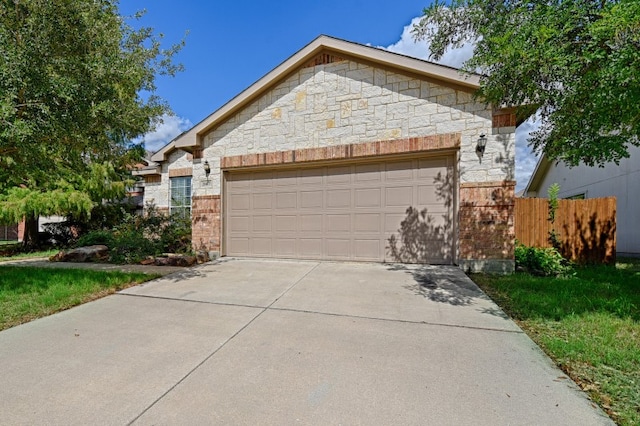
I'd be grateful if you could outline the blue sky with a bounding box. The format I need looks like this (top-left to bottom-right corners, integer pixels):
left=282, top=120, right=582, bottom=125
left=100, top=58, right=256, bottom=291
left=120, top=1, right=539, bottom=191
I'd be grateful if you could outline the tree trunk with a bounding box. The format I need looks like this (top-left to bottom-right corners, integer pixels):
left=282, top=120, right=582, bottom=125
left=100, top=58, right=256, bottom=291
left=22, top=214, right=39, bottom=249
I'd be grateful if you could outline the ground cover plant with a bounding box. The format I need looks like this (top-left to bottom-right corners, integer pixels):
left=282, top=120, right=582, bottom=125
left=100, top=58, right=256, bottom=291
left=471, top=258, right=640, bottom=425
left=0, top=266, right=158, bottom=331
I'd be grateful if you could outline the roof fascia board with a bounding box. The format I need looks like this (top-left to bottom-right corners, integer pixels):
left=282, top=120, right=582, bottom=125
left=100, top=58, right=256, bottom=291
left=524, top=154, right=551, bottom=194
left=132, top=166, right=161, bottom=176
left=151, top=141, right=175, bottom=162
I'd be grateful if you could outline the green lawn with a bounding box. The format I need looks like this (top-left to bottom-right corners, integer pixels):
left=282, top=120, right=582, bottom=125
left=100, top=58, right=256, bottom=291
left=471, top=258, right=640, bottom=426
left=0, top=249, right=58, bottom=262
left=0, top=266, right=159, bottom=331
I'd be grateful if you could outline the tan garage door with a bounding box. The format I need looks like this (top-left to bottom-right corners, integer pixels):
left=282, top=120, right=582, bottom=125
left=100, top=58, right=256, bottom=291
left=224, top=156, right=455, bottom=263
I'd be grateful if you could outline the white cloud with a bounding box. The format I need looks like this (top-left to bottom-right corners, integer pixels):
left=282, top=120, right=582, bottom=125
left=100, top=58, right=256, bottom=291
left=138, top=114, right=193, bottom=153
left=382, top=17, right=541, bottom=192
left=383, top=16, right=475, bottom=68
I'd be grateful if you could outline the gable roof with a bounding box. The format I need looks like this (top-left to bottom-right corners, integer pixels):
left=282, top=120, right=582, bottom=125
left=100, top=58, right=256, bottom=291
left=524, top=154, right=552, bottom=195
left=152, top=35, right=481, bottom=162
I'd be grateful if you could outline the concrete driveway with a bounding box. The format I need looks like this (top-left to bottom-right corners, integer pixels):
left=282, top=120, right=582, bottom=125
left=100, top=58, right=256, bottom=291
left=0, top=259, right=611, bottom=425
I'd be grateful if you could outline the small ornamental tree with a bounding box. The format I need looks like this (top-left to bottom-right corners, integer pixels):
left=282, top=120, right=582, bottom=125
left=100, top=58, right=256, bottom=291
left=0, top=0, right=184, bottom=247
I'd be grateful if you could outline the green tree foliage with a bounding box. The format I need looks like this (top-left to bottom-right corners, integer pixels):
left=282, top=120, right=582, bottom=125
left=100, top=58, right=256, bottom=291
left=547, top=183, right=561, bottom=250
left=0, top=0, right=184, bottom=246
left=413, top=0, right=640, bottom=167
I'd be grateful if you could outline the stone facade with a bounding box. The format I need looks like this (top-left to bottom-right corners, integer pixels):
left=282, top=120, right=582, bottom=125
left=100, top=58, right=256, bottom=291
left=149, top=54, right=516, bottom=272
left=190, top=59, right=513, bottom=196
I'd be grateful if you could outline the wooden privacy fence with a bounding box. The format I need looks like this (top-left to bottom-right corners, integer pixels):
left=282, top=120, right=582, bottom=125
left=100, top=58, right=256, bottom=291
left=514, top=197, right=616, bottom=264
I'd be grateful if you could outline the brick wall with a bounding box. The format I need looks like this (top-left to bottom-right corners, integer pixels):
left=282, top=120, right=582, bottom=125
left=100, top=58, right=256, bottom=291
left=191, top=195, right=221, bottom=252
left=17, top=219, right=25, bottom=242
left=458, top=181, right=515, bottom=273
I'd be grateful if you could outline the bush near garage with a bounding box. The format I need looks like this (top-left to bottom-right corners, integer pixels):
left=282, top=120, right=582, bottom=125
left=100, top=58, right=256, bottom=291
left=77, top=204, right=192, bottom=264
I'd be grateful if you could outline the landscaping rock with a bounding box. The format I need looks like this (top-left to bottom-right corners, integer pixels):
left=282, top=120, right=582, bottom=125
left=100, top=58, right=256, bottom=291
left=50, top=245, right=109, bottom=263
left=196, top=250, right=210, bottom=264
left=153, top=254, right=197, bottom=267
left=139, top=257, right=155, bottom=265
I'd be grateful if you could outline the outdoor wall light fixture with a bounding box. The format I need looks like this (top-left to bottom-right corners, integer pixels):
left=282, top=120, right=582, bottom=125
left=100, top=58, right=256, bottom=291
left=203, top=160, right=211, bottom=179
left=476, top=134, right=488, bottom=162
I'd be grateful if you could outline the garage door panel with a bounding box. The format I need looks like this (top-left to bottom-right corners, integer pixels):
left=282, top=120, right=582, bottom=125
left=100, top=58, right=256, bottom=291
left=229, top=216, right=250, bottom=232
left=253, top=193, right=272, bottom=209
left=420, top=166, right=448, bottom=178
left=252, top=238, right=272, bottom=255
left=275, top=239, right=296, bottom=256
left=229, top=194, right=250, bottom=211
left=276, top=192, right=297, bottom=209
left=227, top=175, right=251, bottom=189
left=327, top=189, right=351, bottom=208
left=299, top=239, right=322, bottom=257
left=385, top=213, right=407, bottom=233
left=229, top=238, right=249, bottom=256
left=355, top=163, right=382, bottom=181
left=326, top=214, right=350, bottom=232
left=327, top=166, right=351, bottom=184
left=418, top=185, right=443, bottom=204
left=355, top=188, right=381, bottom=208
left=300, top=215, right=322, bottom=231
left=225, top=155, right=454, bottom=263
left=299, top=168, right=324, bottom=184
left=326, top=239, right=350, bottom=257
left=276, top=215, right=297, bottom=232
left=275, top=170, right=298, bottom=185
left=385, top=186, right=413, bottom=207
left=354, top=239, right=380, bottom=260
left=252, top=216, right=272, bottom=232
left=354, top=213, right=381, bottom=232
left=300, top=190, right=323, bottom=208
left=386, top=161, right=414, bottom=180
left=252, top=171, right=273, bottom=187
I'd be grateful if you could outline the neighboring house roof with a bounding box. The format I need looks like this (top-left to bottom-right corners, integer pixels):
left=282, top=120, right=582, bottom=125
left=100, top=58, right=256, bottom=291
left=151, top=35, right=482, bottom=163
left=523, top=154, right=552, bottom=195
left=132, top=158, right=161, bottom=177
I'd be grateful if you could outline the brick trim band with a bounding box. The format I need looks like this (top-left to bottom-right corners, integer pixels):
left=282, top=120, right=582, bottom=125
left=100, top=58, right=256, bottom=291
left=168, top=167, right=193, bottom=177
left=221, top=133, right=461, bottom=169
left=492, top=112, right=516, bottom=128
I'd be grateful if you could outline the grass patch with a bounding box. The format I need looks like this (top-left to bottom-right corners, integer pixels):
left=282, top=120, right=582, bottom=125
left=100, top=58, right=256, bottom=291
left=0, top=249, right=58, bottom=262
left=0, top=266, right=159, bottom=330
left=471, top=258, right=640, bottom=425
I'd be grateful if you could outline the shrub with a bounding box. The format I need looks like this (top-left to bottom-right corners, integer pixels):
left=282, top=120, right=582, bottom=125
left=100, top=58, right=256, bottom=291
left=107, top=204, right=192, bottom=264
left=43, top=203, right=132, bottom=248
left=76, top=230, right=115, bottom=247
left=515, top=244, right=573, bottom=276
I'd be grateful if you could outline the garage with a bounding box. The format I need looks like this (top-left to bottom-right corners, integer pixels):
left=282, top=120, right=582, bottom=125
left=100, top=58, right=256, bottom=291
left=224, top=155, right=455, bottom=263
left=147, top=36, right=517, bottom=272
